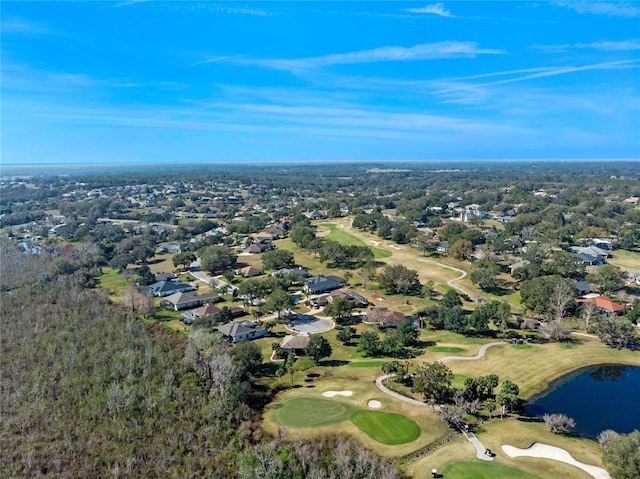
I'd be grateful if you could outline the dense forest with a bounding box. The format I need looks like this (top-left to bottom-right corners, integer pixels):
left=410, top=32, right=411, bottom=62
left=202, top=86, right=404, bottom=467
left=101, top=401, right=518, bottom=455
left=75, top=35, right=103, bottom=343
left=0, top=244, right=401, bottom=478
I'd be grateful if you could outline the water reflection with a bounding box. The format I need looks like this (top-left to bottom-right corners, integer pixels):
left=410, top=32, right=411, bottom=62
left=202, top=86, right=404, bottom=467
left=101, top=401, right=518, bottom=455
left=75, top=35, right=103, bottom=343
left=589, top=364, right=629, bottom=382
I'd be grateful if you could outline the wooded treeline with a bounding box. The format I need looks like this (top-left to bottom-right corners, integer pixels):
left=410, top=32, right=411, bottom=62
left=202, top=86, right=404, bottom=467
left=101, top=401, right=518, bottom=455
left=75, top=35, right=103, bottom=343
left=0, top=246, right=401, bottom=478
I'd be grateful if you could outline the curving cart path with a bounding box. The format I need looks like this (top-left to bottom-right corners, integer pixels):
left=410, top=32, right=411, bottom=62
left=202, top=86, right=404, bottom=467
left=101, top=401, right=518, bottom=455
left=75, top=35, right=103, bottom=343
left=436, top=341, right=507, bottom=364
left=436, top=262, right=470, bottom=297
left=374, top=342, right=507, bottom=460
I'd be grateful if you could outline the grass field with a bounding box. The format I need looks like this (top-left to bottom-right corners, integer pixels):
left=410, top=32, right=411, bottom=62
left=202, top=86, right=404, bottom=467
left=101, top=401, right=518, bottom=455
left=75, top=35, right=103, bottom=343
left=441, top=341, right=640, bottom=399
left=607, top=249, right=640, bottom=272
left=348, top=361, right=387, bottom=368
left=350, top=410, right=420, bottom=445
left=428, top=346, right=466, bottom=353
left=317, top=223, right=392, bottom=259
left=276, top=397, right=356, bottom=427
left=441, top=461, right=541, bottom=479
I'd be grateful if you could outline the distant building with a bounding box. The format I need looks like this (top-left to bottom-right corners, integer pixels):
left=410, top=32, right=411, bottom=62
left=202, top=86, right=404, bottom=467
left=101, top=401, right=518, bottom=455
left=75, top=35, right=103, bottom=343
left=144, top=280, right=195, bottom=297
left=303, top=276, right=342, bottom=295
left=217, top=320, right=267, bottom=343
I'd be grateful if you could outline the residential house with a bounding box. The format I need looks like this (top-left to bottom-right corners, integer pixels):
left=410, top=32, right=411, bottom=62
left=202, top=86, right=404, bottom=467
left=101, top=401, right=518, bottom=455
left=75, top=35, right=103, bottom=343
left=328, top=290, right=369, bottom=307
left=592, top=239, right=614, bottom=250
left=252, top=231, right=274, bottom=243
left=573, top=280, right=591, bottom=297
left=573, top=253, right=604, bottom=266
left=623, top=272, right=640, bottom=286
left=271, top=266, right=309, bottom=281
left=303, top=276, right=342, bottom=294
left=217, top=320, right=267, bottom=343
left=161, top=291, right=219, bottom=311
left=157, top=241, right=181, bottom=253
left=154, top=272, right=177, bottom=282
left=576, top=296, right=628, bottom=315
left=570, top=245, right=611, bottom=258
left=244, top=242, right=270, bottom=254
left=144, top=280, right=195, bottom=297
left=235, top=265, right=262, bottom=278
left=280, top=333, right=311, bottom=355
left=509, top=260, right=531, bottom=275
left=435, top=241, right=449, bottom=253
left=367, top=307, right=405, bottom=328
left=181, top=302, right=222, bottom=324
left=307, top=290, right=368, bottom=309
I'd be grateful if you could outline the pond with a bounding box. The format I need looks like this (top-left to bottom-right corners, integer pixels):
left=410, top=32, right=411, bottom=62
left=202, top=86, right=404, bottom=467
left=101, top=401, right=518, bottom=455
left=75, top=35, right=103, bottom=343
left=525, top=364, right=640, bottom=438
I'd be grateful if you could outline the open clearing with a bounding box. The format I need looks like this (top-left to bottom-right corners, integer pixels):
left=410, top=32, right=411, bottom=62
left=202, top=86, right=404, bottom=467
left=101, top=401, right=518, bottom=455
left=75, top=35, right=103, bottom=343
left=350, top=410, right=420, bottom=445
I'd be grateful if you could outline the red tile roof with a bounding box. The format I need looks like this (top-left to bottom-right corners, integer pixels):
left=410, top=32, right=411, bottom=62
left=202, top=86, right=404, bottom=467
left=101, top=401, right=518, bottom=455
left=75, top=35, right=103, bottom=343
left=576, top=296, right=627, bottom=313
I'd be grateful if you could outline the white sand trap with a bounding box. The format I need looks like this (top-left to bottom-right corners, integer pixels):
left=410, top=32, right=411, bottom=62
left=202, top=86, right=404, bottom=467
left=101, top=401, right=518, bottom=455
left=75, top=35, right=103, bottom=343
left=322, top=390, right=353, bottom=398
left=501, top=443, right=610, bottom=479
left=369, top=240, right=381, bottom=246
left=389, top=244, right=403, bottom=250
left=368, top=400, right=382, bottom=408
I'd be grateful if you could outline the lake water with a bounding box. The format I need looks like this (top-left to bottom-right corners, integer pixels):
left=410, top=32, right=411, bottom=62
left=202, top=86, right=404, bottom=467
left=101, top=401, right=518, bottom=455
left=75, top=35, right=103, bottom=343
left=525, top=364, right=640, bottom=438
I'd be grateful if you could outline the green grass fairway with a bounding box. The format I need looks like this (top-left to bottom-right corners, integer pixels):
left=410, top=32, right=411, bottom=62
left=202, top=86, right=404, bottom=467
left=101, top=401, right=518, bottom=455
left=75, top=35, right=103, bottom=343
left=350, top=410, right=420, bottom=445
left=276, top=397, right=355, bottom=428
left=318, top=223, right=392, bottom=259
left=429, top=346, right=466, bottom=353
left=348, top=361, right=386, bottom=368
left=442, top=461, right=541, bottom=479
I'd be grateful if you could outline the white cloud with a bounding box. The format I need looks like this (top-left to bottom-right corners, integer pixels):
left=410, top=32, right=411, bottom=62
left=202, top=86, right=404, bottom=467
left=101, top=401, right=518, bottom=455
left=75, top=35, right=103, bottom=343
left=114, top=0, right=149, bottom=8
left=405, top=3, right=454, bottom=18
left=554, top=1, right=640, bottom=17
left=202, top=41, right=506, bottom=72
left=575, top=39, right=640, bottom=50
left=435, top=59, right=640, bottom=95
left=1, top=17, right=57, bottom=35
left=532, top=39, right=640, bottom=52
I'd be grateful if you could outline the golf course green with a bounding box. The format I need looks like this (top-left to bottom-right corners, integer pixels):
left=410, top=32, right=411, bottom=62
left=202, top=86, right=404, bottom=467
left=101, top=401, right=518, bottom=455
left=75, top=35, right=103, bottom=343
left=350, top=410, right=421, bottom=445
left=276, top=397, right=421, bottom=445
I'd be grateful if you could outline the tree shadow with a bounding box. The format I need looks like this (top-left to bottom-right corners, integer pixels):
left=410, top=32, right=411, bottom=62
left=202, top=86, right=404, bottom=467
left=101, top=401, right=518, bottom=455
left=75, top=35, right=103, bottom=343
left=257, top=363, right=281, bottom=376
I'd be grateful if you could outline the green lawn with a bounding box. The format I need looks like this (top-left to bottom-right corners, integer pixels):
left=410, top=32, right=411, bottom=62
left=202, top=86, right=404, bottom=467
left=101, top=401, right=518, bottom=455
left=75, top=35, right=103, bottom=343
left=275, top=397, right=356, bottom=427
left=318, top=223, right=392, bottom=259
left=428, top=346, right=466, bottom=353
left=348, top=361, right=386, bottom=368
left=350, top=410, right=420, bottom=445
left=98, top=267, right=134, bottom=297
left=442, top=461, right=541, bottom=479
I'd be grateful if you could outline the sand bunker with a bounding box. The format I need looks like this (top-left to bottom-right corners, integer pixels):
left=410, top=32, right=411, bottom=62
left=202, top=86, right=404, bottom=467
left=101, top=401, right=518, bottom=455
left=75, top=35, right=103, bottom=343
left=369, top=240, right=381, bottom=246
left=368, top=400, right=382, bottom=408
left=501, top=443, right=610, bottom=479
left=322, top=390, right=353, bottom=398
left=389, top=244, right=403, bottom=250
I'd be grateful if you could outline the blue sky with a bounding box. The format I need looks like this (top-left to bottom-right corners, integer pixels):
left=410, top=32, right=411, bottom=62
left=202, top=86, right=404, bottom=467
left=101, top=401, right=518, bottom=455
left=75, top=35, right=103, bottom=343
left=2, top=1, right=639, bottom=164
